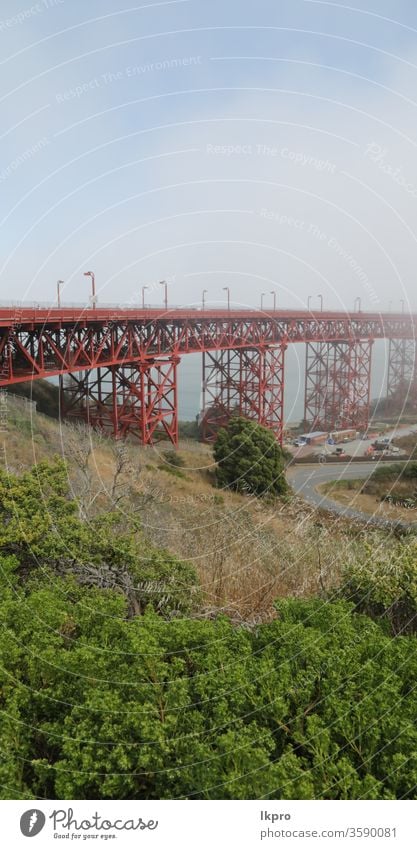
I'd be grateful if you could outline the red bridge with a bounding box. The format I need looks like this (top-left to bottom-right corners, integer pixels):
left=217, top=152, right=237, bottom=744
left=0, top=306, right=416, bottom=445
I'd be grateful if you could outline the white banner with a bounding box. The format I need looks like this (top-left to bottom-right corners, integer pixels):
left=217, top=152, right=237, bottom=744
left=0, top=800, right=414, bottom=848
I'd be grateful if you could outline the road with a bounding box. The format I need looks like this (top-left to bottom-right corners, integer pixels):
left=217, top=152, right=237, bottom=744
left=287, top=461, right=416, bottom=529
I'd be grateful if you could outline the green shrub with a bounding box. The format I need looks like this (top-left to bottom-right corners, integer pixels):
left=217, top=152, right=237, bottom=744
left=162, top=449, right=185, bottom=468
left=214, top=416, right=288, bottom=497
left=1, top=586, right=416, bottom=800
left=338, top=539, right=417, bottom=635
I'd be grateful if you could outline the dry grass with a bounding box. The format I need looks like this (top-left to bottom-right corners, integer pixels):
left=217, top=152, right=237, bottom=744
left=0, top=397, right=362, bottom=620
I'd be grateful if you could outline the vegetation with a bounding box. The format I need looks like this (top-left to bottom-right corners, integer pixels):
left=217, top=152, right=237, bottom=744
left=0, top=459, right=416, bottom=799
left=321, top=462, right=417, bottom=509
left=214, top=417, right=288, bottom=497
left=0, top=460, right=199, bottom=619
left=1, top=402, right=417, bottom=800
left=340, top=538, right=417, bottom=636
left=178, top=419, right=199, bottom=440
left=161, top=449, right=186, bottom=468
left=5, top=378, right=60, bottom=418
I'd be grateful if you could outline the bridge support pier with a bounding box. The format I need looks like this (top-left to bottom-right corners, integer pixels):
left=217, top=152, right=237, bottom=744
left=60, top=356, right=179, bottom=446
left=386, top=338, right=417, bottom=412
left=200, top=345, right=286, bottom=443
left=304, top=339, right=373, bottom=432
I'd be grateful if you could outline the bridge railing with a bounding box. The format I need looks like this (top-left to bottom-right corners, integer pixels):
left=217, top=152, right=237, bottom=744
left=0, top=300, right=192, bottom=310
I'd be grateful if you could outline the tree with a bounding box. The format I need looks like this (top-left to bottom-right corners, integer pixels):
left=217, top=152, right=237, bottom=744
left=213, top=416, right=288, bottom=497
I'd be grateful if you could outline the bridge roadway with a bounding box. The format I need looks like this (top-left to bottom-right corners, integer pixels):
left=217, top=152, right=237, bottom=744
left=0, top=306, right=415, bottom=386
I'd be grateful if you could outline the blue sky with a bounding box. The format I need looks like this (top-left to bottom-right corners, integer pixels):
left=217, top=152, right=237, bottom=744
left=1, top=0, right=417, bottom=315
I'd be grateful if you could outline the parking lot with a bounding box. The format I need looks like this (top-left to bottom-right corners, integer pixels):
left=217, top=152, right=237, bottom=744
left=285, top=423, right=417, bottom=461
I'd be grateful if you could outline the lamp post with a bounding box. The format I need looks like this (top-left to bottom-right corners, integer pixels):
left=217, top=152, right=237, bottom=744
left=202, top=289, right=208, bottom=310
left=354, top=296, right=361, bottom=312
left=307, top=295, right=312, bottom=311
left=142, top=285, right=149, bottom=309
left=223, top=286, right=230, bottom=311
left=159, top=279, right=168, bottom=311
left=83, top=271, right=96, bottom=309
left=261, top=292, right=266, bottom=310
left=57, top=279, right=64, bottom=308
left=317, top=293, right=323, bottom=312
left=270, top=290, right=276, bottom=311
left=400, top=299, right=405, bottom=313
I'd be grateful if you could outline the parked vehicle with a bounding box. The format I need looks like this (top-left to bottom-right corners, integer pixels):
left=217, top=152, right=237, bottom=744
left=332, top=447, right=347, bottom=457
left=330, top=428, right=357, bottom=444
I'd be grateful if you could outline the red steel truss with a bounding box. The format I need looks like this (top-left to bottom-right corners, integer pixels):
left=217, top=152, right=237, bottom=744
left=201, top=345, right=286, bottom=443
left=304, top=341, right=331, bottom=431
left=60, top=357, right=179, bottom=446
left=386, top=338, right=417, bottom=412
left=0, top=307, right=415, bottom=388
left=1, top=306, right=417, bottom=446
left=304, top=339, right=373, bottom=432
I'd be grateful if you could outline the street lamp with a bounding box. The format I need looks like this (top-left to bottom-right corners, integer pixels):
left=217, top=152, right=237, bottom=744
left=142, top=285, right=149, bottom=309
left=270, top=290, right=277, bottom=311
left=223, top=286, right=230, bottom=311
left=354, top=296, right=361, bottom=312
left=400, top=299, right=405, bottom=313
left=261, top=292, right=266, bottom=310
left=83, top=271, right=96, bottom=309
left=202, top=289, right=208, bottom=310
left=307, top=295, right=312, bottom=311
left=57, top=279, right=64, bottom=308
left=317, top=294, right=323, bottom=312
left=159, top=279, right=168, bottom=311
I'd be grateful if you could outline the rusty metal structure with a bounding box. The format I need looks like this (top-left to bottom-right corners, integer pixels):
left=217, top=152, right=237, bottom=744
left=386, top=338, right=417, bottom=413
left=304, top=339, right=373, bottom=432
left=0, top=306, right=416, bottom=445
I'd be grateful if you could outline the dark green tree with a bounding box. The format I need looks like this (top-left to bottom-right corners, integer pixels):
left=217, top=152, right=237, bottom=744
left=213, top=416, right=288, bottom=497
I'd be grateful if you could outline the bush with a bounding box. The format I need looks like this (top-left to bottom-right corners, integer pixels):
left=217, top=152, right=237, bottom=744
left=161, top=449, right=185, bottom=468
left=338, top=539, right=417, bottom=635
left=0, top=459, right=199, bottom=618
left=213, top=416, right=288, bottom=497
left=1, top=586, right=416, bottom=799
left=178, top=420, right=199, bottom=440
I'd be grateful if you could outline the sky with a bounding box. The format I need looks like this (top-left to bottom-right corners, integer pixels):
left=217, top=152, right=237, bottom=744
left=1, top=0, right=417, bottom=416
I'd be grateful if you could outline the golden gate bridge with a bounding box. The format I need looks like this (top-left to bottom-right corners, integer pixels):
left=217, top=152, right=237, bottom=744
left=0, top=304, right=415, bottom=446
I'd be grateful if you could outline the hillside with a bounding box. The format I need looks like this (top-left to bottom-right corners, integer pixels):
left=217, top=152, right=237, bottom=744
left=2, top=394, right=417, bottom=801
left=0, top=392, right=370, bottom=621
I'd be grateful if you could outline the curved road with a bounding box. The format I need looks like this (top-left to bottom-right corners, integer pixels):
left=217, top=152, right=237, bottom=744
left=287, top=461, right=416, bottom=530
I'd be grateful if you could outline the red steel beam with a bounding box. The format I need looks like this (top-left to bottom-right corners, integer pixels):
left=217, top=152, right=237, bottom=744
left=0, top=309, right=417, bottom=389
left=201, top=345, right=286, bottom=443
left=304, top=339, right=373, bottom=432
left=386, top=338, right=417, bottom=412
left=60, top=357, right=179, bottom=446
